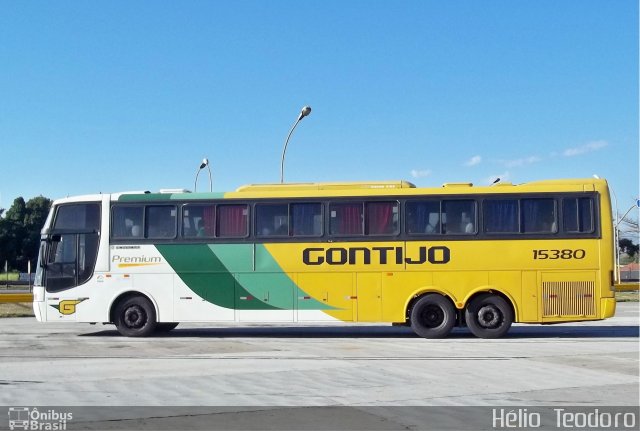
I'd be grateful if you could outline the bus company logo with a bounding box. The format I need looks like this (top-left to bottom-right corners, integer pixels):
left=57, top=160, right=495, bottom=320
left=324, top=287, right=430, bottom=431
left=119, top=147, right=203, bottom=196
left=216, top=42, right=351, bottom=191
left=111, top=254, right=162, bottom=268
left=50, top=299, right=87, bottom=315
left=302, top=245, right=451, bottom=266
left=7, top=407, right=73, bottom=430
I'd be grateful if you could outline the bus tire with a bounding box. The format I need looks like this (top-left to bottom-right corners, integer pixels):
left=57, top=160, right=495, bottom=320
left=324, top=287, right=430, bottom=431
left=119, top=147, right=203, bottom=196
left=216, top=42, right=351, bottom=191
left=410, top=294, right=456, bottom=339
left=114, top=296, right=157, bottom=337
left=156, top=322, right=179, bottom=332
left=465, top=294, right=513, bottom=339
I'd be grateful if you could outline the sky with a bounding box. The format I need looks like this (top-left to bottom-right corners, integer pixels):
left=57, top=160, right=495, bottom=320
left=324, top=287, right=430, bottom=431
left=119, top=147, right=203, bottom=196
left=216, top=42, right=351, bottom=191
left=0, top=1, right=638, bottom=217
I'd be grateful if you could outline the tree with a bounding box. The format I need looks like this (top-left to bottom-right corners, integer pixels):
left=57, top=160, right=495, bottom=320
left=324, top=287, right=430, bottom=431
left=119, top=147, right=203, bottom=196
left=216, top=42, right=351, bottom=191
left=0, top=195, right=52, bottom=271
left=21, top=196, right=53, bottom=268
left=0, top=198, right=25, bottom=271
left=619, top=238, right=639, bottom=258
left=616, top=209, right=639, bottom=263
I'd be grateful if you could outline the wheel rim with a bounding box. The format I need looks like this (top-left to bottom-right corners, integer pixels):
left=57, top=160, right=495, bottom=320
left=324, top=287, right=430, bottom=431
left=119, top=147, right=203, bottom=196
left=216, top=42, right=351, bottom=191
left=123, top=305, right=147, bottom=329
left=476, top=304, right=502, bottom=329
left=420, top=304, right=445, bottom=328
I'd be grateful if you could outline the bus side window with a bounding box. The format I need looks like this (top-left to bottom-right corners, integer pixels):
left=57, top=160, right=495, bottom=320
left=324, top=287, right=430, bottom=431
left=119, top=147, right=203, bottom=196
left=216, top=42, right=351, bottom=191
left=55, top=204, right=101, bottom=231
left=406, top=201, right=440, bottom=235
left=146, top=206, right=177, bottom=239
left=563, top=198, right=594, bottom=233
left=442, top=200, right=476, bottom=234
left=217, top=204, right=249, bottom=238
left=330, top=203, right=364, bottom=236
left=366, top=201, right=399, bottom=235
left=256, top=204, right=289, bottom=237
left=291, top=203, right=322, bottom=237
left=484, top=200, right=518, bottom=233
left=112, top=206, right=143, bottom=238
left=522, top=199, right=557, bottom=233
left=183, top=204, right=215, bottom=238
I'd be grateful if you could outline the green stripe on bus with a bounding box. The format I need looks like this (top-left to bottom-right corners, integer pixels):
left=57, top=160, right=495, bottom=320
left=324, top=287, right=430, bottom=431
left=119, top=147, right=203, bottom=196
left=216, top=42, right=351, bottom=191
left=211, top=244, right=333, bottom=310
left=252, top=244, right=334, bottom=310
left=156, top=244, right=279, bottom=310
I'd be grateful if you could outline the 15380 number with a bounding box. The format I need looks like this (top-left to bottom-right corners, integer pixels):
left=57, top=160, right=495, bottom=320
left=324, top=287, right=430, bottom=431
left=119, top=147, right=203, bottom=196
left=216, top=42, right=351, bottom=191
left=533, top=249, right=586, bottom=260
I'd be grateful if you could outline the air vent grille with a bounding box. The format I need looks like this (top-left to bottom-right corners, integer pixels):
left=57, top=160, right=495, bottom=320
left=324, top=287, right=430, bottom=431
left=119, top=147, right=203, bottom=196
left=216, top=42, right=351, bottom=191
left=542, top=281, right=596, bottom=317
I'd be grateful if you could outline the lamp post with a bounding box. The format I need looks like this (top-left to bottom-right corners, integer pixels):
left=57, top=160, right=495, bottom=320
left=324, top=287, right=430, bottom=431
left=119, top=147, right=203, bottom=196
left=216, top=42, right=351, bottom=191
left=280, top=106, right=312, bottom=183
left=194, top=158, right=212, bottom=192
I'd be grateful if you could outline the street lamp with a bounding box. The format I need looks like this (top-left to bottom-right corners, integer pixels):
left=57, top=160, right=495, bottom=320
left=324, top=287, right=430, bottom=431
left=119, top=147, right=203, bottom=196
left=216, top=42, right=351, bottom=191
left=280, top=106, right=312, bottom=183
left=194, top=158, right=212, bottom=192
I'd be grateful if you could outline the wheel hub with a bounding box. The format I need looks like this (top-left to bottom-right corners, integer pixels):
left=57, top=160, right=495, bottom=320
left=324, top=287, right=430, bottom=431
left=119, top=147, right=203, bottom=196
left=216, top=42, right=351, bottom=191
left=124, top=305, right=146, bottom=329
left=477, top=305, right=501, bottom=328
left=422, top=305, right=444, bottom=328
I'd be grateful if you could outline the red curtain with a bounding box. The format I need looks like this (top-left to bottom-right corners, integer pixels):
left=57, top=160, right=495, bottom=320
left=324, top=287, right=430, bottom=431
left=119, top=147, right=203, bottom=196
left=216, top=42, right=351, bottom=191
left=367, top=202, right=393, bottom=235
left=217, top=205, right=247, bottom=237
left=203, top=206, right=216, bottom=236
left=338, top=204, right=363, bottom=235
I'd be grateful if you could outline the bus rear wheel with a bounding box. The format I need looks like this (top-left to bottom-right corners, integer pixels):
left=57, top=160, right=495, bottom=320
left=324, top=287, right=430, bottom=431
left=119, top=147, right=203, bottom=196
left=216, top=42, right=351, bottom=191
left=465, top=294, right=513, bottom=339
left=114, top=296, right=157, bottom=337
left=410, top=294, right=456, bottom=339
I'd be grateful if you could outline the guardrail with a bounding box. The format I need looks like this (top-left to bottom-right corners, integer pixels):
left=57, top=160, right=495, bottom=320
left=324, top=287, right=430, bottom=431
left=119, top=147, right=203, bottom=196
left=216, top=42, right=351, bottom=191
left=615, top=282, right=640, bottom=292
left=0, top=293, right=33, bottom=303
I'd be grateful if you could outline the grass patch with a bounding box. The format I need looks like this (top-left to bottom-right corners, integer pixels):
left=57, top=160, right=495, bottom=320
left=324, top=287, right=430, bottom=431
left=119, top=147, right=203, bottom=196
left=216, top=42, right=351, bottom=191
left=616, top=291, right=639, bottom=302
left=0, top=302, right=34, bottom=318
left=0, top=272, right=20, bottom=282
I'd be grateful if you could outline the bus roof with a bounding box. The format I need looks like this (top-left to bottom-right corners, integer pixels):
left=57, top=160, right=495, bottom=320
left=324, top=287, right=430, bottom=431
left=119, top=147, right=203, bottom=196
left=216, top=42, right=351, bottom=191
left=105, top=177, right=608, bottom=202
left=235, top=181, right=417, bottom=192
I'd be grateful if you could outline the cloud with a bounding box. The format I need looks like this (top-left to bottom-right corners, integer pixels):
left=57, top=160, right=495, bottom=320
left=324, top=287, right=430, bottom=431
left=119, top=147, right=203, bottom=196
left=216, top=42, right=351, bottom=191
left=562, top=140, right=608, bottom=157
left=410, top=169, right=432, bottom=179
left=498, top=156, right=542, bottom=168
left=464, top=155, right=482, bottom=167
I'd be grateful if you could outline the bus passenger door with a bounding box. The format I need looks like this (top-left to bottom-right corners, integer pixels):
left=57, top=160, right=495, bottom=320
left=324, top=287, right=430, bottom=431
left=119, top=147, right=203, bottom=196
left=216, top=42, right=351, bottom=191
left=356, top=273, right=382, bottom=322
left=44, top=232, right=98, bottom=322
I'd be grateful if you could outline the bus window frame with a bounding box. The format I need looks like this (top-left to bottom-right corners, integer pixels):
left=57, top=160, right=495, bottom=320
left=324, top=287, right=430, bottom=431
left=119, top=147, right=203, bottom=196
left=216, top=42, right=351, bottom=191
left=255, top=203, right=290, bottom=238
left=108, top=191, right=601, bottom=245
left=328, top=201, right=365, bottom=237
left=404, top=199, right=477, bottom=237
left=181, top=203, right=216, bottom=239
left=441, top=199, right=478, bottom=236
left=327, top=199, right=402, bottom=239
left=111, top=204, right=178, bottom=241
left=254, top=201, right=325, bottom=239
left=562, top=196, right=595, bottom=234
left=290, top=202, right=324, bottom=238
left=364, top=200, right=401, bottom=237
left=45, top=202, right=101, bottom=292
left=520, top=198, right=558, bottom=235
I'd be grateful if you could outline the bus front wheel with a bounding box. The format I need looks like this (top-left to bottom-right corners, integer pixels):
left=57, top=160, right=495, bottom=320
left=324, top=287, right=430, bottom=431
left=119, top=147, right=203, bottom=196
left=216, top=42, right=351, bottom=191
left=465, top=294, right=513, bottom=339
left=114, top=296, right=157, bottom=337
left=410, top=294, right=456, bottom=338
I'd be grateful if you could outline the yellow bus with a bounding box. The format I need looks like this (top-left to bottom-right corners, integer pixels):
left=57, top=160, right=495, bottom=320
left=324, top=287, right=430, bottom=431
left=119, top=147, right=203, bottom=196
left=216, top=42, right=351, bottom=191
left=33, top=177, right=616, bottom=338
